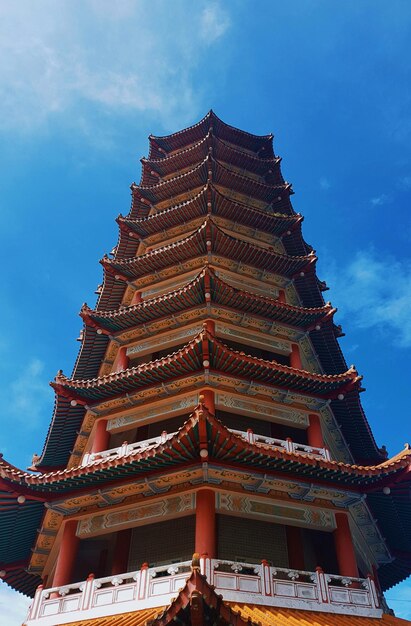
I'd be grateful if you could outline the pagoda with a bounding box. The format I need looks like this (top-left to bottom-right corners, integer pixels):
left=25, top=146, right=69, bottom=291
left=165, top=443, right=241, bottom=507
left=1, top=112, right=411, bottom=626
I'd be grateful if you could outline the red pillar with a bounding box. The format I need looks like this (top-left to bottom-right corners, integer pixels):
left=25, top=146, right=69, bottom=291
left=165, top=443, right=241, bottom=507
left=200, top=389, right=215, bottom=415
left=286, top=525, right=305, bottom=570
left=204, top=319, right=215, bottom=334
left=195, top=489, right=216, bottom=558
left=52, top=521, right=80, bottom=588
left=111, top=529, right=132, bottom=575
left=113, top=347, right=129, bottom=373
left=307, top=414, right=324, bottom=448
left=334, top=513, right=359, bottom=578
left=91, top=419, right=110, bottom=454
left=290, top=343, right=302, bottom=369
left=131, top=291, right=142, bottom=304
left=278, top=289, right=286, bottom=304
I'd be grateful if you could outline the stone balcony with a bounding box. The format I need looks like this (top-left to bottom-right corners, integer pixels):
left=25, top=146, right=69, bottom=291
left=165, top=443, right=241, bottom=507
left=26, top=558, right=381, bottom=625
left=81, top=428, right=331, bottom=466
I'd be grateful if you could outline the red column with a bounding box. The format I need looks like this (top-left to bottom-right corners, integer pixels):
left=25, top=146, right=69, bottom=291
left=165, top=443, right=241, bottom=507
left=111, top=529, right=132, bottom=575
left=286, top=525, right=305, bottom=570
left=113, top=347, right=129, bottom=372
left=307, top=414, right=324, bottom=448
left=290, top=343, right=302, bottom=369
left=91, top=419, right=109, bottom=454
left=52, top=521, right=80, bottom=588
left=334, top=513, right=359, bottom=578
left=195, top=489, right=216, bottom=558
left=278, top=289, right=286, bottom=303
left=200, top=389, right=215, bottom=415
left=204, top=320, right=215, bottom=334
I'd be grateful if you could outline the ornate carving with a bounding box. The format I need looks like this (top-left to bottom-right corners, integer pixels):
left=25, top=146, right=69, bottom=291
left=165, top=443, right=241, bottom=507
left=214, top=216, right=276, bottom=247
left=107, top=392, right=199, bottom=432
left=77, top=493, right=196, bottom=537
left=126, top=325, right=202, bottom=358
left=93, top=375, right=203, bottom=415
left=215, top=492, right=335, bottom=529
left=215, top=392, right=309, bottom=426
left=300, top=336, right=323, bottom=374
left=216, top=323, right=289, bottom=353
left=215, top=269, right=280, bottom=297
left=126, top=342, right=151, bottom=355
left=285, top=283, right=301, bottom=306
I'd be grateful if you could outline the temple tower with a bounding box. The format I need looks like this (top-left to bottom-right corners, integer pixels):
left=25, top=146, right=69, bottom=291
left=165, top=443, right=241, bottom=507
left=1, top=112, right=410, bottom=625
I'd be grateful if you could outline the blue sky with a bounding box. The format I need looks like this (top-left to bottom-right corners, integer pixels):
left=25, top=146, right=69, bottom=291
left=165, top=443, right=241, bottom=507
left=1, top=1, right=411, bottom=622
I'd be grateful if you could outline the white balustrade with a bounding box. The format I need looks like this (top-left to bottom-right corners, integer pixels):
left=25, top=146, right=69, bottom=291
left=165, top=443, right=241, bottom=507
left=81, top=428, right=330, bottom=467
left=206, top=559, right=380, bottom=614
left=291, top=441, right=331, bottom=461
left=82, top=431, right=176, bottom=466
left=229, top=429, right=331, bottom=461
left=27, top=559, right=381, bottom=625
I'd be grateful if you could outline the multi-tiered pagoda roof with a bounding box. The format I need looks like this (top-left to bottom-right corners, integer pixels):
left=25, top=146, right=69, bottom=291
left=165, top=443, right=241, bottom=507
left=1, top=111, right=410, bottom=625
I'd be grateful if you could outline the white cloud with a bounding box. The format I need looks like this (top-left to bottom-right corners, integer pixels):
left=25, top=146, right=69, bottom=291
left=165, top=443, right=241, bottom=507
left=0, top=583, right=31, bottom=626
left=200, top=3, right=231, bottom=43
left=399, top=175, right=411, bottom=189
left=325, top=250, right=411, bottom=347
left=0, top=0, right=231, bottom=133
left=0, top=358, right=50, bottom=433
left=370, top=194, right=391, bottom=206
left=319, top=176, right=331, bottom=190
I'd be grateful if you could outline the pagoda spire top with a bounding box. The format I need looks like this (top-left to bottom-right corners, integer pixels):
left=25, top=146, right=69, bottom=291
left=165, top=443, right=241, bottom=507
left=148, top=111, right=274, bottom=159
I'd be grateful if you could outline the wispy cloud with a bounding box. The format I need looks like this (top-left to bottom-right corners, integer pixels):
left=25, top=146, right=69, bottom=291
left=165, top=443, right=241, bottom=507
left=370, top=193, right=391, bottom=206
left=0, top=0, right=231, bottom=134
left=200, top=3, right=231, bottom=42
left=0, top=583, right=31, bottom=626
left=319, top=176, right=331, bottom=190
left=399, top=175, right=411, bottom=189
left=325, top=250, right=411, bottom=347
left=0, top=358, right=50, bottom=433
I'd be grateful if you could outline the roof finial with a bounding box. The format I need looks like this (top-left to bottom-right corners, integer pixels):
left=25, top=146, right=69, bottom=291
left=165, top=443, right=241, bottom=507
left=191, top=553, right=201, bottom=570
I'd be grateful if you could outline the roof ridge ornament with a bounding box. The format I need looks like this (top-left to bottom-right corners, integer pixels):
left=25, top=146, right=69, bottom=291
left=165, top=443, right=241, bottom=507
left=191, top=553, right=201, bottom=571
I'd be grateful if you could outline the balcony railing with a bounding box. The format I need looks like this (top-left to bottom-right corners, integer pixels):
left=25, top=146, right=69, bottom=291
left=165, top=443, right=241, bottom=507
left=82, top=428, right=330, bottom=466
left=230, top=429, right=331, bottom=460
left=81, top=431, right=176, bottom=465
left=26, top=558, right=381, bottom=625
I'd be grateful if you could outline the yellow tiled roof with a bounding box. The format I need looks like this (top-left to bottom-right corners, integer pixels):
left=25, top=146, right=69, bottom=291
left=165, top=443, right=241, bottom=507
left=34, top=607, right=163, bottom=626
left=232, top=604, right=411, bottom=626
left=46, top=605, right=411, bottom=626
